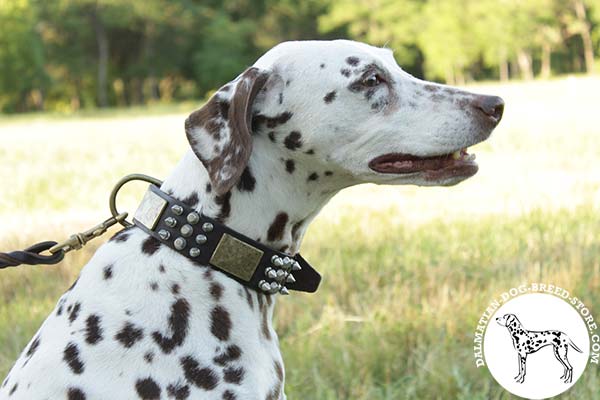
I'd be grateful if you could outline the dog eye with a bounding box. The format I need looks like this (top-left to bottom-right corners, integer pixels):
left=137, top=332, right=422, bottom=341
left=362, top=73, right=383, bottom=87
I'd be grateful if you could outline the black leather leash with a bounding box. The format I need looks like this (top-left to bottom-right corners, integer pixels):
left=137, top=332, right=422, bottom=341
left=0, top=241, right=64, bottom=269
left=0, top=174, right=321, bottom=295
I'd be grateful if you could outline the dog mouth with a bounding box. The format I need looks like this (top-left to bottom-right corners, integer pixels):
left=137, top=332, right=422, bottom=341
left=368, top=148, right=478, bottom=181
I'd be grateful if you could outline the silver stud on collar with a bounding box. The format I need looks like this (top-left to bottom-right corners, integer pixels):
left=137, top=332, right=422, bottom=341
left=258, top=280, right=271, bottom=292
left=171, top=205, right=184, bottom=215
left=174, top=237, right=186, bottom=250
left=286, top=274, right=296, bottom=283
left=265, top=267, right=278, bottom=279
left=165, top=217, right=177, bottom=228
left=195, top=234, right=207, bottom=245
left=180, top=224, right=193, bottom=237
left=189, top=247, right=200, bottom=257
left=187, top=212, right=200, bottom=224
left=292, top=261, right=302, bottom=271
left=279, top=287, right=290, bottom=295
left=202, top=222, right=214, bottom=232
left=271, top=255, right=284, bottom=267
left=158, top=229, right=170, bottom=240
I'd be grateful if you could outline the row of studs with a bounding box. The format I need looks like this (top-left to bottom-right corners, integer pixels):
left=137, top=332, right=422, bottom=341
left=258, top=255, right=302, bottom=295
left=157, top=205, right=213, bottom=258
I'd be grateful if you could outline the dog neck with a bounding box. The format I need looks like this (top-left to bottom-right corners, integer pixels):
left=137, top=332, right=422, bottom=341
left=161, top=135, right=349, bottom=263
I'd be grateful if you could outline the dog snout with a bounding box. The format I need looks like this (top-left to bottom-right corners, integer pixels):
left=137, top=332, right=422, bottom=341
left=472, top=95, right=504, bottom=126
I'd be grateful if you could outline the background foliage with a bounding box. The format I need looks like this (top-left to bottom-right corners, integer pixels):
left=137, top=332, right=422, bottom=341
left=1, top=0, right=599, bottom=113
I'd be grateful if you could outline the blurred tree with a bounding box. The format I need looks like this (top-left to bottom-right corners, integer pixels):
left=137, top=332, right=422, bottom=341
left=0, top=0, right=599, bottom=113
left=0, top=0, right=47, bottom=112
left=319, top=0, right=424, bottom=76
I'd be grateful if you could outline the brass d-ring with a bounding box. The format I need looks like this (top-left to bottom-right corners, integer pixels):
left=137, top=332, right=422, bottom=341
left=109, top=174, right=163, bottom=227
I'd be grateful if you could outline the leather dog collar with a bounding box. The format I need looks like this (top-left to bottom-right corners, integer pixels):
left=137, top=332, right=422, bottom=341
left=133, top=185, right=321, bottom=295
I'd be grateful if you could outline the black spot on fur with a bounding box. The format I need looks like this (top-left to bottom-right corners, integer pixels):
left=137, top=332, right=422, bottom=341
left=210, top=306, right=232, bottom=341
left=215, top=191, right=232, bottom=223
left=85, top=314, right=103, bottom=345
left=305, top=149, right=315, bottom=155
left=242, top=288, right=253, bottom=310
left=267, top=212, right=288, bottom=242
left=182, top=192, right=199, bottom=208
left=63, top=342, right=85, bottom=374
left=223, top=366, right=244, bottom=384
left=206, top=183, right=212, bottom=193
left=213, top=345, right=242, bottom=366
left=171, top=284, right=180, bottom=295
left=142, top=236, right=161, bottom=256
left=324, top=91, right=337, bottom=103
left=285, top=159, right=295, bottom=174
left=150, top=282, right=159, bottom=291
left=68, top=302, right=81, bottom=324
left=67, top=387, right=86, bottom=400
left=180, top=356, right=218, bottom=390
left=115, top=322, right=144, bottom=348
left=25, top=335, right=41, bottom=358
left=346, top=56, right=360, bottom=66
left=144, top=352, right=154, bottom=363
left=159, top=265, right=166, bottom=273
left=324, top=170, right=333, bottom=176
left=167, top=381, right=190, bottom=400
left=320, top=63, right=325, bottom=69
left=210, top=282, right=224, bottom=301
left=278, top=92, right=283, bottom=105
left=284, top=131, right=302, bottom=150
left=268, top=131, right=276, bottom=142
left=109, top=227, right=133, bottom=243
left=135, top=377, right=161, bottom=400
left=308, top=172, right=319, bottom=182
left=274, top=360, right=284, bottom=381
left=340, top=68, right=351, bottom=77
left=152, top=299, right=190, bottom=353
left=103, top=265, right=113, bottom=279
left=8, top=383, right=17, bottom=396
left=251, top=111, right=293, bottom=132
left=223, top=390, right=237, bottom=400
left=236, top=166, right=256, bottom=192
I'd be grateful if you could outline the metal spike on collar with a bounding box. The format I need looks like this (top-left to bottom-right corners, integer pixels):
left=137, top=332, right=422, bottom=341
left=291, top=261, right=302, bottom=271
left=285, top=274, right=296, bottom=283
left=265, top=267, right=278, bottom=279
left=279, top=287, right=290, bottom=295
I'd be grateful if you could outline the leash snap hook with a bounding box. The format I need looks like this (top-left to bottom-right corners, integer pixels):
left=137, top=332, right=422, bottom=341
left=49, top=212, right=129, bottom=254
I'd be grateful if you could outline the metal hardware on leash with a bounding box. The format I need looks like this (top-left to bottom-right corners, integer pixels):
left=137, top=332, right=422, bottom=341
left=0, top=173, right=163, bottom=269
left=48, top=212, right=129, bottom=254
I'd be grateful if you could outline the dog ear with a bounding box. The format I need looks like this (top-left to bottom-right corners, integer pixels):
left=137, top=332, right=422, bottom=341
left=185, top=68, right=269, bottom=195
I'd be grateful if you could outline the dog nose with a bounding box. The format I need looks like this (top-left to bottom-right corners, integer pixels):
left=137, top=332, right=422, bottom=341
left=473, top=95, right=504, bottom=125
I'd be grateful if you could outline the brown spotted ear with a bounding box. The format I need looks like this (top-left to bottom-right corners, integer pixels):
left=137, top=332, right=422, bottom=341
left=185, top=67, right=269, bottom=195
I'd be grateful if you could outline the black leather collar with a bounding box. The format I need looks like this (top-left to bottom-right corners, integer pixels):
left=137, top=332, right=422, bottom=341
left=133, top=185, right=321, bottom=295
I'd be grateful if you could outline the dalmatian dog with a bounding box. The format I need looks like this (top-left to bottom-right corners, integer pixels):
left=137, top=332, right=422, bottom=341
left=1, top=40, right=503, bottom=400
left=496, top=314, right=583, bottom=384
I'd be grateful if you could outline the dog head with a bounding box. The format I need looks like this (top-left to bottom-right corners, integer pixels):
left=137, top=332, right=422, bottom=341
left=496, top=314, right=519, bottom=328
left=185, top=40, right=504, bottom=194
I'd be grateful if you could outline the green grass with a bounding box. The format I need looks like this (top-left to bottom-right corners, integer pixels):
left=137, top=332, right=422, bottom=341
left=1, top=76, right=600, bottom=398
left=0, top=206, right=598, bottom=399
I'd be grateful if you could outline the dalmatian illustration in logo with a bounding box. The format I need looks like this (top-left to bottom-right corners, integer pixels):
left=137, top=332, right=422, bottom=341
left=496, top=313, right=583, bottom=384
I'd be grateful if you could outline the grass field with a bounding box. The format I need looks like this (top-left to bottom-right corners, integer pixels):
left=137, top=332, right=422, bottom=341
left=1, top=76, right=599, bottom=399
